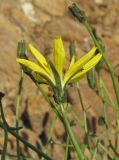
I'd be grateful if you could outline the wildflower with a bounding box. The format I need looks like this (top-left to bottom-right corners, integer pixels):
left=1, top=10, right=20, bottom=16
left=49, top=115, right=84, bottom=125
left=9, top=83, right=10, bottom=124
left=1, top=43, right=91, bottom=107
left=16, top=37, right=102, bottom=103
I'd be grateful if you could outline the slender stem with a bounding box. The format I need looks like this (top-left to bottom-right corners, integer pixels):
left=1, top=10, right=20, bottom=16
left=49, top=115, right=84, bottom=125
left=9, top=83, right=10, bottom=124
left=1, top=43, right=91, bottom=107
left=1, top=126, right=8, bottom=160
left=98, top=74, right=119, bottom=157
left=102, top=101, right=111, bottom=142
left=92, top=148, right=98, bottom=160
left=15, top=69, right=24, bottom=159
left=33, top=81, right=63, bottom=123
left=0, top=121, right=52, bottom=160
left=64, top=135, right=70, bottom=160
left=47, top=115, right=57, bottom=143
left=92, top=140, right=99, bottom=160
left=98, top=143, right=114, bottom=160
left=100, top=79, right=116, bottom=109
left=109, top=142, right=119, bottom=157
left=52, top=141, right=73, bottom=148
left=69, top=4, right=119, bottom=106
left=0, top=93, right=8, bottom=160
left=76, top=84, right=88, bottom=134
left=76, top=84, right=92, bottom=153
left=71, top=110, right=83, bottom=128
left=114, top=112, right=119, bottom=151
left=91, top=127, right=104, bottom=160
left=84, top=20, right=119, bottom=106
left=98, top=76, right=110, bottom=141
left=60, top=103, right=85, bottom=160
left=41, top=114, right=57, bottom=160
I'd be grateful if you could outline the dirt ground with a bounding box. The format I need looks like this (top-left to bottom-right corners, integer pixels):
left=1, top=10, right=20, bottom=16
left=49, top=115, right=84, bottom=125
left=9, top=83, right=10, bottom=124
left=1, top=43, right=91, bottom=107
left=0, top=0, right=119, bottom=159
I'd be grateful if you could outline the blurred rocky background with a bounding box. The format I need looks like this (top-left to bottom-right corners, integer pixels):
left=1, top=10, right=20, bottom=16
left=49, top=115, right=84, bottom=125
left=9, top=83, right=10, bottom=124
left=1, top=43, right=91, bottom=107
left=0, top=0, right=119, bottom=159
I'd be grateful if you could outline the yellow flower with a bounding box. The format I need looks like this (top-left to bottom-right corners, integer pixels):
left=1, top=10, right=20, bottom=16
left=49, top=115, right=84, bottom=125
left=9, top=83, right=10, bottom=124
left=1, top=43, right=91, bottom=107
left=16, top=37, right=102, bottom=90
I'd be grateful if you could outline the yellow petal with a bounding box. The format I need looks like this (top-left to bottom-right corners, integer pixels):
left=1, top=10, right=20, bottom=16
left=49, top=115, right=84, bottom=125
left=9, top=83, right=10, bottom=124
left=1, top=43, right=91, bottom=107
left=53, top=37, right=65, bottom=77
left=28, top=44, right=50, bottom=73
left=64, top=46, right=97, bottom=83
left=70, top=53, right=102, bottom=83
left=69, top=71, right=86, bottom=83
left=16, top=58, right=51, bottom=79
left=83, top=53, right=102, bottom=70
left=69, top=55, right=75, bottom=69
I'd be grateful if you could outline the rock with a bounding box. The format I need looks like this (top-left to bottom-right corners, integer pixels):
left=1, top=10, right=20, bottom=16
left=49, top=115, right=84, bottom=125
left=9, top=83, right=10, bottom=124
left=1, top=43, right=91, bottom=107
left=20, top=1, right=37, bottom=23
left=34, top=0, right=66, bottom=16
left=0, top=0, right=119, bottom=159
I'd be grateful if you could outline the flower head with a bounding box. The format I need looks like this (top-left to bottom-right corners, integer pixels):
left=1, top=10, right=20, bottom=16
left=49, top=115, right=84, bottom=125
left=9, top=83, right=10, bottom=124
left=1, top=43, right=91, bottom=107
left=16, top=37, right=102, bottom=102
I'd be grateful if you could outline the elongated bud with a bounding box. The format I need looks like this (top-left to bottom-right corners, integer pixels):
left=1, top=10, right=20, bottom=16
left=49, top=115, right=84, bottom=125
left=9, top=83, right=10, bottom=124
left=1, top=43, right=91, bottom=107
left=69, top=41, right=76, bottom=60
left=87, top=68, right=96, bottom=90
left=17, top=40, right=30, bottom=74
left=98, top=116, right=105, bottom=126
left=17, top=40, right=26, bottom=58
left=69, top=3, right=86, bottom=23
left=95, top=59, right=103, bottom=72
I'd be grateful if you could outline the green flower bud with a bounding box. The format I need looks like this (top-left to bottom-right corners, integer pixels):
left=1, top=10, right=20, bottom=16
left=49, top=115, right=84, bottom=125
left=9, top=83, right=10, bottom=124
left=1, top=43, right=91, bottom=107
left=69, top=41, right=76, bottom=60
left=17, top=40, right=26, bottom=58
left=87, top=68, right=96, bottom=90
left=69, top=3, right=86, bottom=23
left=98, top=116, right=105, bottom=126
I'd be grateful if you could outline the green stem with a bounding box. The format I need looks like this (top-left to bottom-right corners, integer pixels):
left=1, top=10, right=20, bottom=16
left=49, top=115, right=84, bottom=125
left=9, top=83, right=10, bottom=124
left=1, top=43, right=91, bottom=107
left=92, top=140, right=99, bottom=160
left=32, top=79, right=63, bottom=122
left=0, top=93, right=8, bottom=160
left=91, top=127, right=104, bottom=159
left=98, top=142, right=114, bottom=160
left=52, top=141, right=73, bottom=148
left=64, top=135, right=70, bottom=160
left=71, top=110, right=83, bottom=128
left=98, top=76, right=110, bottom=141
left=1, top=126, right=8, bottom=160
left=0, top=121, right=52, bottom=160
left=98, top=74, right=119, bottom=157
left=109, top=142, right=119, bottom=157
left=47, top=115, right=57, bottom=143
left=76, top=84, right=88, bottom=134
left=84, top=20, right=119, bottom=106
left=114, top=112, right=119, bottom=151
left=60, top=103, right=85, bottom=160
left=69, top=4, right=119, bottom=106
left=100, top=79, right=116, bottom=109
left=16, top=70, right=24, bottom=159
left=41, top=114, right=57, bottom=160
